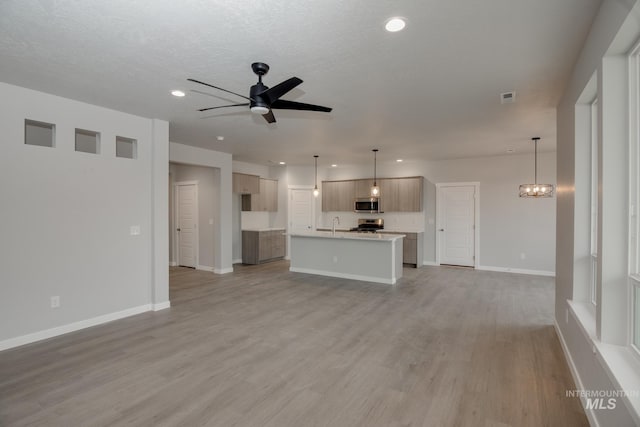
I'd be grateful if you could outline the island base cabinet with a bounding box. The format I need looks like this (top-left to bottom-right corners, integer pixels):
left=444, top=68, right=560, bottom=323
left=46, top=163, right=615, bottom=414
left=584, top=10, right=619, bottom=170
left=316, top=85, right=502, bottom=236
left=378, top=231, right=423, bottom=267
left=242, top=230, right=286, bottom=264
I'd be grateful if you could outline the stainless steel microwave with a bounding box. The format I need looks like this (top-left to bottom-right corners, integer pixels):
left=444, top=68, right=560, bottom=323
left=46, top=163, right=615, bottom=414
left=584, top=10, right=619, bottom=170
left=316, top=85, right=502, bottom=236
left=354, top=198, right=381, bottom=213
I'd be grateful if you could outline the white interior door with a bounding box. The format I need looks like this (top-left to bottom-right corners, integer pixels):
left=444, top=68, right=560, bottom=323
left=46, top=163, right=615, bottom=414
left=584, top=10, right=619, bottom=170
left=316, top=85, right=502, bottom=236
left=438, top=184, right=477, bottom=267
left=290, top=188, right=314, bottom=233
left=176, top=183, right=198, bottom=268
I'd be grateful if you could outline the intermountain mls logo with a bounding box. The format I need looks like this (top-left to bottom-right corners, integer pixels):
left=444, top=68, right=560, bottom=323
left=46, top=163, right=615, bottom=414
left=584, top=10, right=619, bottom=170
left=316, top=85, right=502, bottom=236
left=566, top=389, right=640, bottom=410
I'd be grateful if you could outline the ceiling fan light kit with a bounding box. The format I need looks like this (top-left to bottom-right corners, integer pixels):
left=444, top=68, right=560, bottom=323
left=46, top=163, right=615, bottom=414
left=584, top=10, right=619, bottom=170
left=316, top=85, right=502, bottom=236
left=519, top=137, right=554, bottom=198
left=188, top=62, right=332, bottom=124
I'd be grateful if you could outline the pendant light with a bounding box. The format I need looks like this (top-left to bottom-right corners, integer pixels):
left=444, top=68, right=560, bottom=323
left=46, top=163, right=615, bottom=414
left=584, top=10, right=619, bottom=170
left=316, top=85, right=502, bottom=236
left=313, top=155, right=319, bottom=197
left=371, top=149, right=380, bottom=197
left=519, top=137, right=554, bottom=198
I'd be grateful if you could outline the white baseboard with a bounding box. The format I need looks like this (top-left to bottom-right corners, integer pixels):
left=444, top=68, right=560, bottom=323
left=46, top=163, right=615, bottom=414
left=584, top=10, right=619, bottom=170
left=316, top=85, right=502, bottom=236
left=169, top=261, right=178, bottom=267
left=0, top=304, right=152, bottom=352
left=232, top=258, right=242, bottom=265
left=152, top=301, right=171, bottom=311
left=289, top=267, right=397, bottom=285
left=214, top=267, right=234, bottom=274
left=196, top=264, right=214, bottom=272
left=477, top=265, right=555, bottom=277
left=422, top=261, right=438, bottom=266
left=554, top=320, right=600, bottom=427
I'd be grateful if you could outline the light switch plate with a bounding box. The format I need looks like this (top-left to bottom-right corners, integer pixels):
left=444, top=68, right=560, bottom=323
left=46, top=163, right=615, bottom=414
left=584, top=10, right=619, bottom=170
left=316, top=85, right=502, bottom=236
left=130, top=225, right=141, bottom=236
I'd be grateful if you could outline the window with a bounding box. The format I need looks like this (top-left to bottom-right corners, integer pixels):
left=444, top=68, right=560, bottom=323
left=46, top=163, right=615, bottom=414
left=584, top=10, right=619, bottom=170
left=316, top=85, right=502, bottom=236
left=25, top=119, right=55, bottom=147
left=75, top=128, right=100, bottom=154
left=116, top=136, right=137, bottom=159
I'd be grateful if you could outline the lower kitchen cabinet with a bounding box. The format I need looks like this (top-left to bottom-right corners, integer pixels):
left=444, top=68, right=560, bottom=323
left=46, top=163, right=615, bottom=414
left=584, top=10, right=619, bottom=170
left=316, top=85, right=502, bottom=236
left=242, top=229, right=286, bottom=264
left=378, top=231, right=424, bottom=267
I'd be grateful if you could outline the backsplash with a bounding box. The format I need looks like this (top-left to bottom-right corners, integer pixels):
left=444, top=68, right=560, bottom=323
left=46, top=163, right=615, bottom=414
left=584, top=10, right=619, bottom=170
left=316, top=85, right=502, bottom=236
left=318, top=211, right=426, bottom=232
left=241, top=211, right=270, bottom=229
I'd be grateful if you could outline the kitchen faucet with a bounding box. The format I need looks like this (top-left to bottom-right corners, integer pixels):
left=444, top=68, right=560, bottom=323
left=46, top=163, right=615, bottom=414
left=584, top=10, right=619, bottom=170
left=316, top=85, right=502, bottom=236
left=332, top=216, right=340, bottom=235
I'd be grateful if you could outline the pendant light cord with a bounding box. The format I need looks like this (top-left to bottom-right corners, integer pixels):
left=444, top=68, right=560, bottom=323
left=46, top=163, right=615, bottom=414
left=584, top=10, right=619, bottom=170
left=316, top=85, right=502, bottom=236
left=533, top=137, right=540, bottom=185
left=373, top=149, right=378, bottom=186
left=314, top=155, right=318, bottom=189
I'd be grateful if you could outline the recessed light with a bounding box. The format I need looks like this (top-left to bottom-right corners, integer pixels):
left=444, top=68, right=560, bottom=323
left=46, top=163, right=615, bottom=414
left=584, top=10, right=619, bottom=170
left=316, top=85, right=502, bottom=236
left=279, top=161, right=286, bottom=165
left=171, top=90, right=185, bottom=97
left=385, top=17, right=406, bottom=32
left=396, top=159, right=403, bottom=162
left=331, top=164, right=337, bottom=167
left=216, top=136, right=224, bottom=141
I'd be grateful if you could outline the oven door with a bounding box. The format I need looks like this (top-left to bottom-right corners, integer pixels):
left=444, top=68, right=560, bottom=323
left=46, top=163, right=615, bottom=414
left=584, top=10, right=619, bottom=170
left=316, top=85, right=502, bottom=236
left=354, top=198, right=380, bottom=213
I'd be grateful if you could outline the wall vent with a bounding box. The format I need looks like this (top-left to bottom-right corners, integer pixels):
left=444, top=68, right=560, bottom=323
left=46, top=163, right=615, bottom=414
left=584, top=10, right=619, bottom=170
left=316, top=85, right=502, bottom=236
left=500, top=91, right=516, bottom=104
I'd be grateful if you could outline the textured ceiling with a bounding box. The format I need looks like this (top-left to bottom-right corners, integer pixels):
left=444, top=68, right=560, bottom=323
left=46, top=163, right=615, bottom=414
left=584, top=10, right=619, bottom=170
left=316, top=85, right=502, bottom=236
left=0, top=0, right=601, bottom=166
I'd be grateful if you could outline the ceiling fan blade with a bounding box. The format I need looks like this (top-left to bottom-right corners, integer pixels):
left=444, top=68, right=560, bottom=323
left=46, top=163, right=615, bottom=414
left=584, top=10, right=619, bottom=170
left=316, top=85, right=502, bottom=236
left=261, top=77, right=303, bottom=104
left=262, top=110, right=276, bottom=123
left=198, top=103, right=249, bottom=112
left=271, top=99, right=332, bottom=113
left=187, top=78, right=252, bottom=101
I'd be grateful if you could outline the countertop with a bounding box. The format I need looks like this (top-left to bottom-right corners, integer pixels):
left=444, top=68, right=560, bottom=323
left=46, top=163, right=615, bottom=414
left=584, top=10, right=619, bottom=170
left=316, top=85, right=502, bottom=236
left=290, top=231, right=405, bottom=242
left=241, top=228, right=286, bottom=232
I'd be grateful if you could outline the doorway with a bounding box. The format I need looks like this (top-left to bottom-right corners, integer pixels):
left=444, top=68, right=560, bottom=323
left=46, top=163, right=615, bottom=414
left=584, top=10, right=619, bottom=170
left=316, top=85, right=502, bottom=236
left=175, top=181, right=199, bottom=268
left=436, top=183, right=479, bottom=267
left=287, top=186, right=315, bottom=258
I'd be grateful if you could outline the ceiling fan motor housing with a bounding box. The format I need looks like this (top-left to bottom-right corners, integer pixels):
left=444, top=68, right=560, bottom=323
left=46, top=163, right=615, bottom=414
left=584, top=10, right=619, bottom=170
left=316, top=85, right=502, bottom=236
left=250, top=82, right=270, bottom=113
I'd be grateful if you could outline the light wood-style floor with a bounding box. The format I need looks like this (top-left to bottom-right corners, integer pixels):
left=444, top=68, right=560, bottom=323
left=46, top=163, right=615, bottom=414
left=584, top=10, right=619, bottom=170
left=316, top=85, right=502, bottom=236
left=1, top=262, right=587, bottom=426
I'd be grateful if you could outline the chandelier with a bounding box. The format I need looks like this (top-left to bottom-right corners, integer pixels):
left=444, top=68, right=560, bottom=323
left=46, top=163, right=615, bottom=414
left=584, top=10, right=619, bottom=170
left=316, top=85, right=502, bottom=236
left=519, top=137, right=554, bottom=198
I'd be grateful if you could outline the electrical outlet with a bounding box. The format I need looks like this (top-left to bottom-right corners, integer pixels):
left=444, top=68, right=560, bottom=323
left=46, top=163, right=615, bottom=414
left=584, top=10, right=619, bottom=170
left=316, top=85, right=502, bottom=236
left=50, top=296, right=60, bottom=308
left=130, top=225, right=141, bottom=236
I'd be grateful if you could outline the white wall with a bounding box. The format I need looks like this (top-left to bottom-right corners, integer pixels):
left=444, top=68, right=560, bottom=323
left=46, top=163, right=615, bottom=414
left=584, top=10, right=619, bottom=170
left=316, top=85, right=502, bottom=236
left=170, top=163, right=220, bottom=271
left=556, top=0, right=640, bottom=425
left=0, top=82, right=169, bottom=349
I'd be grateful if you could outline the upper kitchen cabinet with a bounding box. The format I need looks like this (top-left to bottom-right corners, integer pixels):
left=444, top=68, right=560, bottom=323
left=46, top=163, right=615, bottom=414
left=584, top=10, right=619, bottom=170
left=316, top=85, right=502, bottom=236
left=322, top=176, right=423, bottom=212
left=355, top=179, right=375, bottom=198
left=242, top=178, right=278, bottom=212
left=233, top=173, right=260, bottom=194
left=322, top=180, right=355, bottom=212
left=395, top=176, right=423, bottom=211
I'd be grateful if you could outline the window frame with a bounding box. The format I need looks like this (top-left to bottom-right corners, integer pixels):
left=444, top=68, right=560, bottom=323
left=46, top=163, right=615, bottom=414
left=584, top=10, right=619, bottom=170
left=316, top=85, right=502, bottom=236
left=628, top=39, right=640, bottom=355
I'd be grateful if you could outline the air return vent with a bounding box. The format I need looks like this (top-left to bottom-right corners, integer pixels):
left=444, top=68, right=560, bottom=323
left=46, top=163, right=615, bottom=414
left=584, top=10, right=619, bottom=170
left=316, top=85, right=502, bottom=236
left=500, top=91, right=516, bottom=104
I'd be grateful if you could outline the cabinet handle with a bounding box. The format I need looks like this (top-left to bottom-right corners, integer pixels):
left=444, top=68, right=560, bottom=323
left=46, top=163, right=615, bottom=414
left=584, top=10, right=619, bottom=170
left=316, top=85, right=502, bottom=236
left=439, top=229, right=445, bottom=231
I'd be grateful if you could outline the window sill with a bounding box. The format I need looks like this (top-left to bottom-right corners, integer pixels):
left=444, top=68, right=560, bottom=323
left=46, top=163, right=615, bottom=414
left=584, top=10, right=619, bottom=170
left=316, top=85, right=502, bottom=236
left=568, top=300, right=640, bottom=425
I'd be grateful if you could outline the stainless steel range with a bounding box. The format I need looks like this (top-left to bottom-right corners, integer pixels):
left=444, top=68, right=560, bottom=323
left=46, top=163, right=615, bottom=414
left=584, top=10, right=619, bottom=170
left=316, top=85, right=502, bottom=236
left=350, top=218, right=384, bottom=233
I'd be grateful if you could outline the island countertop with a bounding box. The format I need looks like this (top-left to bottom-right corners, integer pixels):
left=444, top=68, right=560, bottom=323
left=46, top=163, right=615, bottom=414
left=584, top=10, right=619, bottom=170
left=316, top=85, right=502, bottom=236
left=289, top=231, right=405, bottom=242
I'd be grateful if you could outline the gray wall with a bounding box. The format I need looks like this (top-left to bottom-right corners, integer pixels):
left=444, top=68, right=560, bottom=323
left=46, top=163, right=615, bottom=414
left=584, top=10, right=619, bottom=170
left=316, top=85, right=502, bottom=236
left=427, top=153, right=556, bottom=273
left=0, top=82, right=169, bottom=347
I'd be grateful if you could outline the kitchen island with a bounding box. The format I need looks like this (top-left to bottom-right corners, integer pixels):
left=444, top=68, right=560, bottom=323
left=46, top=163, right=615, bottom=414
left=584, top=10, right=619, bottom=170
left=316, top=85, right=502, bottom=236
left=289, top=231, right=404, bottom=285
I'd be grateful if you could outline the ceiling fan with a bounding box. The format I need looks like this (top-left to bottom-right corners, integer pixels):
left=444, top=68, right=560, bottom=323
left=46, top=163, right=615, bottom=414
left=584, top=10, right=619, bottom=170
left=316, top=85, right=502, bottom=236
left=188, top=62, right=332, bottom=124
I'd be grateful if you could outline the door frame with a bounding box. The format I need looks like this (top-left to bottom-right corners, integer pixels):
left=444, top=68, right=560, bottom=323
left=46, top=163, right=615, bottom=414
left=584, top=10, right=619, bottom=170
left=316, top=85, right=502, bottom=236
left=435, top=182, right=480, bottom=268
left=174, top=180, right=199, bottom=268
left=287, top=185, right=316, bottom=260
